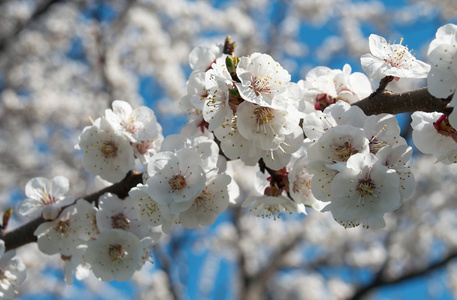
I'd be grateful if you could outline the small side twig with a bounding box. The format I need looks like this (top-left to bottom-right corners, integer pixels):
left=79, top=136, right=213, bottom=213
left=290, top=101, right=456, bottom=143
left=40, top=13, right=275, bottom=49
left=369, top=76, right=395, bottom=99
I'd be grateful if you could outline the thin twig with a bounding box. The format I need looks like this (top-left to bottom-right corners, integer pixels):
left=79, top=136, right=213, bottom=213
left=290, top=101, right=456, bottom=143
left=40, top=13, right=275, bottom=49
left=0, top=0, right=65, bottom=53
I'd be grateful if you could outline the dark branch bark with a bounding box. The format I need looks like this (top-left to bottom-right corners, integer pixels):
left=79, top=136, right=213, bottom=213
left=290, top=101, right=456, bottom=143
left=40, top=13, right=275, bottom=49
left=349, top=250, right=457, bottom=300
left=241, top=233, right=303, bottom=300
left=370, top=76, right=395, bottom=98
left=154, top=247, right=180, bottom=300
left=233, top=206, right=250, bottom=300
left=353, top=87, right=451, bottom=116
left=0, top=0, right=66, bottom=53
left=1, top=170, right=143, bottom=251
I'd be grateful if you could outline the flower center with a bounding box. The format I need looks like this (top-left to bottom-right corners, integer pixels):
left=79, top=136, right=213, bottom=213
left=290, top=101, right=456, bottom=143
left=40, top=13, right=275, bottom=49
left=111, top=213, right=130, bottom=230
left=253, top=106, right=275, bottom=134
left=250, top=75, right=272, bottom=96
left=40, top=188, right=57, bottom=205
left=193, top=189, right=214, bottom=212
left=333, top=142, right=358, bottom=162
left=258, top=204, right=281, bottom=220
left=169, top=174, right=187, bottom=192
left=356, top=176, right=376, bottom=200
left=369, top=137, right=388, bottom=154
left=108, top=244, right=126, bottom=261
left=292, top=171, right=313, bottom=200
left=141, top=202, right=160, bottom=223
left=56, top=220, right=71, bottom=238
left=433, top=114, right=457, bottom=142
left=120, top=114, right=139, bottom=134
left=383, top=39, right=414, bottom=69
left=315, top=93, right=336, bottom=111
left=100, top=141, right=118, bottom=159
left=135, top=140, right=152, bottom=155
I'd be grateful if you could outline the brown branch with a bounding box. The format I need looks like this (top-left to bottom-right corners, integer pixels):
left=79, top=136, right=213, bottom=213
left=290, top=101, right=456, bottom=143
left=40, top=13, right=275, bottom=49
left=241, top=233, right=303, bottom=300
left=370, top=76, right=395, bottom=98
left=232, top=206, right=250, bottom=300
left=1, top=170, right=143, bottom=251
left=154, top=247, right=180, bottom=300
left=353, top=87, right=451, bottom=116
left=349, top=250, right=457, bottom=300
left=0, top=0, right=66, bottom=53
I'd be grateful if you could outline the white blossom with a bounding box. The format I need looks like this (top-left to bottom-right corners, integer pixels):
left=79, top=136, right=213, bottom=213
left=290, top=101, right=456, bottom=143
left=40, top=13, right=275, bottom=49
left=426, top=24, right=457, bottom=128
left=363, top=114, right=406, bottom=154
left=132, top=135, right=164, bottom=167
left=361, top=34, right=430, bottom=80
left=307, top=125, right=370, bottom=167
left=145, top=149, right=206, bottom=214
left=427, top=23, right=457, bottom=100
left=236, top=53, right=292, bottom=109
left=298, top=64, right=371, bottom=111
left=34, top=205, right=85, bottom=256
left=177, top=174, right=231, bottom=228
left=62, top=245, right=90, bottom=286
left=236, top=101, right=301, bottom=151
left=181, top=71, right=207, bottom=111
left=411, top=111, right=457, bottom=164
left=96, top=193, right=150, bottom=239
left=302, top=101, right=367, bottom=141
left=128, top=184, right=170, bottom=228
left=18, top=176, right=74, bottom=219
left=188, top=44, right=223, bottom=72
left=34, top=199, right=98, bottom=256
left=160, top=134, right=221, bottom=174
left=260, top=126, right=304, bottom=171
left=322, top=153, right=401, bottom=228
left=242, top=195, right=297, bottom=220
left=214, top=114, right=263, bottom=165
left=203, top=56, right=234, bottom=131
left=242, top=170, right=298, bottom=219
left=78, top=117, right=135, bottom=183
left=288, top=154, right=322, bottom=213
left=376, top=144, right=415, bottom=199
left=85, top=229, right=142, bottom=282
left=105, top=100, right=162, bottom=143
left=215, top=113, right=302, bottom=170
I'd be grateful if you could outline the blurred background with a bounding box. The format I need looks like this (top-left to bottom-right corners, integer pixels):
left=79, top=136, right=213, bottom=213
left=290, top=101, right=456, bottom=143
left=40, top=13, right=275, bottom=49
left=1, top=0, right=457, bottom=299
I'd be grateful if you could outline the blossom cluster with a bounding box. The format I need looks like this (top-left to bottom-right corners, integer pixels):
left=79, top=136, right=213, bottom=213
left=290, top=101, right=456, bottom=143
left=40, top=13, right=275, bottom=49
left=19, top=110, right=240, bottom=284
left=77, top=100, right=164, bottom=183
left=129, top=134, right=239, bottom=232
left=303, top=102, right=414, bottom=228
left=181, top=47, right=304, bottom=171
left=13, top=23, right=457, bottom=289
left=178, top=35, right=424, bottom=224
left=30, top=192, right=156, bottom=283
left=297, top=64, right=372, bottom=111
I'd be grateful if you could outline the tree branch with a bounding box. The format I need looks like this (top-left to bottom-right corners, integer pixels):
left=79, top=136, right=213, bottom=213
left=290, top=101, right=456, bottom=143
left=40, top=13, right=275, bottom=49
left=154, top=246, right=180, bottom=300
left=353, top=87, right=451, bottom=116
left=349, top=250, right=457, bottom=300
left=0, top=170, right=143, bottom=251
left=241, top=233, right=303, bottom=300
left=0, top=0, right=66, bottom=53
left=232, top=206, right=251, bottom=300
